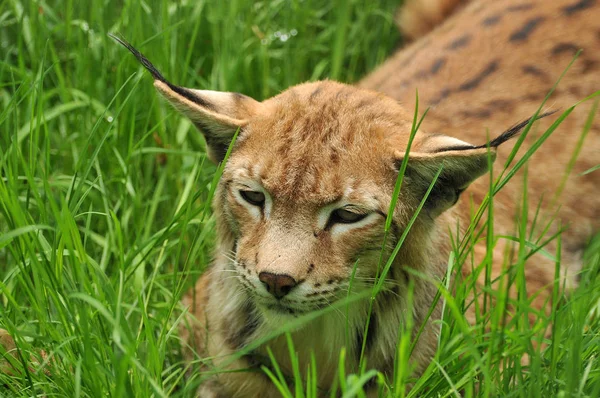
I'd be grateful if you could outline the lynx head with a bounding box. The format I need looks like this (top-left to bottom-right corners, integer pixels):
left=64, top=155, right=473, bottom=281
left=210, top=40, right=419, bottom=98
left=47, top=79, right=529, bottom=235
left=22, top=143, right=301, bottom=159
left=112, top=35, right=548, bottom=323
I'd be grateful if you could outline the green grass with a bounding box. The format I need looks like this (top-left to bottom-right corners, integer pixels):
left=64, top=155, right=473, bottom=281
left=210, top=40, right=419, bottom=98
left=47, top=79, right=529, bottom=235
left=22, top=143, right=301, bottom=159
left=0, top=0, right=599, bottom=397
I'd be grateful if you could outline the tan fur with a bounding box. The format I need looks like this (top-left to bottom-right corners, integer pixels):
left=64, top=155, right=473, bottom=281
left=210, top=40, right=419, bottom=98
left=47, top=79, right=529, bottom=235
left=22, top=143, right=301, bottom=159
left=397, top=0, right=468, bottom=42
left=3, top=0, right=600, bottom=395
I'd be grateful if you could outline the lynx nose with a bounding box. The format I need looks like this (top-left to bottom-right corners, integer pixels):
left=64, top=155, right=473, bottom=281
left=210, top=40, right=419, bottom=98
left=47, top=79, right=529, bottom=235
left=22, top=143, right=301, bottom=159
left=258, top=272, right=297, bottom=299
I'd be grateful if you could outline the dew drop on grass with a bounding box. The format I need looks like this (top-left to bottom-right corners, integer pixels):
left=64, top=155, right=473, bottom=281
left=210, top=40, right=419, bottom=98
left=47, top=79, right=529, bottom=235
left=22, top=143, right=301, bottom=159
left=107, top=116, right=114, bottom=123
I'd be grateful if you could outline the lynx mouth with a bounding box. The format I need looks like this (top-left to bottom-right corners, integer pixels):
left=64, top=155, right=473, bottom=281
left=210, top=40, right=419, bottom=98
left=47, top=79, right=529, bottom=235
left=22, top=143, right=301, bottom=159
left=256, top=295, right=343, bottom=320
left=253, top=297, right=323, bottom=319
left=263, top=302, right=301, bottom=315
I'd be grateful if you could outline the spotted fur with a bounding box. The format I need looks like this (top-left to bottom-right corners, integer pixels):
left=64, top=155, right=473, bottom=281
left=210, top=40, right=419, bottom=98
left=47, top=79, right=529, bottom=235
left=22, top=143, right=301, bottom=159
left=361, top=0, right=600, bottom=334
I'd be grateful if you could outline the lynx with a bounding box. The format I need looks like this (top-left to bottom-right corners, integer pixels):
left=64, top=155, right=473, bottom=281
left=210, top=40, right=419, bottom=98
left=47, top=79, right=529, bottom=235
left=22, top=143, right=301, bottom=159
left=2, top=0, right=599, bottom=396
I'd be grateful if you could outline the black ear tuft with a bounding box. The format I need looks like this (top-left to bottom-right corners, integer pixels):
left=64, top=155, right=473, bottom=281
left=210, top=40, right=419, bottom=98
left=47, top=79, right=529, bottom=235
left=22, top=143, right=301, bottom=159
left=108, top=33, right=168, bottom=82
left=108, top=33, right=216, bottom=111
left=399, top=110, right=555, bottom=217
left=109, top=34, right=263, bottom=164
left=430, top=110, right=557, bottom=153
left=479, top=110, right=557, bottom=149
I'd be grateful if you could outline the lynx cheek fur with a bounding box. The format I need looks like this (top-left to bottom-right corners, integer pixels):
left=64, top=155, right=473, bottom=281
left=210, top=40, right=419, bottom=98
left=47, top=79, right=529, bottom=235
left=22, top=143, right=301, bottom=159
left=111, top=0, right=599, bottom=395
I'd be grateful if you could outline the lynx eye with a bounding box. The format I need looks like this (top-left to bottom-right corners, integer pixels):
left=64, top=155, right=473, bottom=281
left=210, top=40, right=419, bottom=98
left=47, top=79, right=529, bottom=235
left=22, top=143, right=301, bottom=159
left=329, top=208, right=368, bottom=225
left=240, top=190, right=265, bottom=206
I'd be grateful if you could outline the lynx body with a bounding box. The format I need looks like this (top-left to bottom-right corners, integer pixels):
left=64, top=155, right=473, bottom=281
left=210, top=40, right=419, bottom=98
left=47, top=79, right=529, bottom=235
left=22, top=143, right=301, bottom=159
left=173, top=0, right=600, bottom=395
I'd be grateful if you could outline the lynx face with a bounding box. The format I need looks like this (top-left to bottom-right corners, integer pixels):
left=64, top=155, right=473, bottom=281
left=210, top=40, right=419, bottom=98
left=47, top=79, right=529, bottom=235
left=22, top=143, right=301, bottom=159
left=218, top=84, right=404, bottom=319
left=112, top=35, right=539, bottom=325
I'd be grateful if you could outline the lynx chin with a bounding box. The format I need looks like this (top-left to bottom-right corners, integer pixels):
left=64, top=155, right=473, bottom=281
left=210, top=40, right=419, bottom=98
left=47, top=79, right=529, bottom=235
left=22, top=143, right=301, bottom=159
left=108, top=0, right=598, bottom=395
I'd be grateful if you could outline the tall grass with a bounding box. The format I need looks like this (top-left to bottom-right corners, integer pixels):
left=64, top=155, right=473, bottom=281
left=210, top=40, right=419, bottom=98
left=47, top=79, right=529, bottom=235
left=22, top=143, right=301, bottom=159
left=0, top=0, right=599, bottom=397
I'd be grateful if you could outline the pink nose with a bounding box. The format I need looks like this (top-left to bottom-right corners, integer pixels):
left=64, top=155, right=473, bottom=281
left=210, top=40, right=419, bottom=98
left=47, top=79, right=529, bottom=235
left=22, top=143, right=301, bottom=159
left=258, top=272, right=298, bottom=299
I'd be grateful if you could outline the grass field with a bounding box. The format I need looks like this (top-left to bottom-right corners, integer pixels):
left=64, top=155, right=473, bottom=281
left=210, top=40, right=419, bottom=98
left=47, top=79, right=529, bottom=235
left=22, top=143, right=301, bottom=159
left=1, top=0, right=599, bottom=396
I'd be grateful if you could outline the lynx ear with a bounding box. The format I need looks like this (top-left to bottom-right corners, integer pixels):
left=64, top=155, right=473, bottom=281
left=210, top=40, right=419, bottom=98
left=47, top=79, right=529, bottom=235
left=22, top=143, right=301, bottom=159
left=110, top=34, right=261, bottom=162
left=401, top=112, right=554, bottom=217
left=403, top=145, right=493, bottom=217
